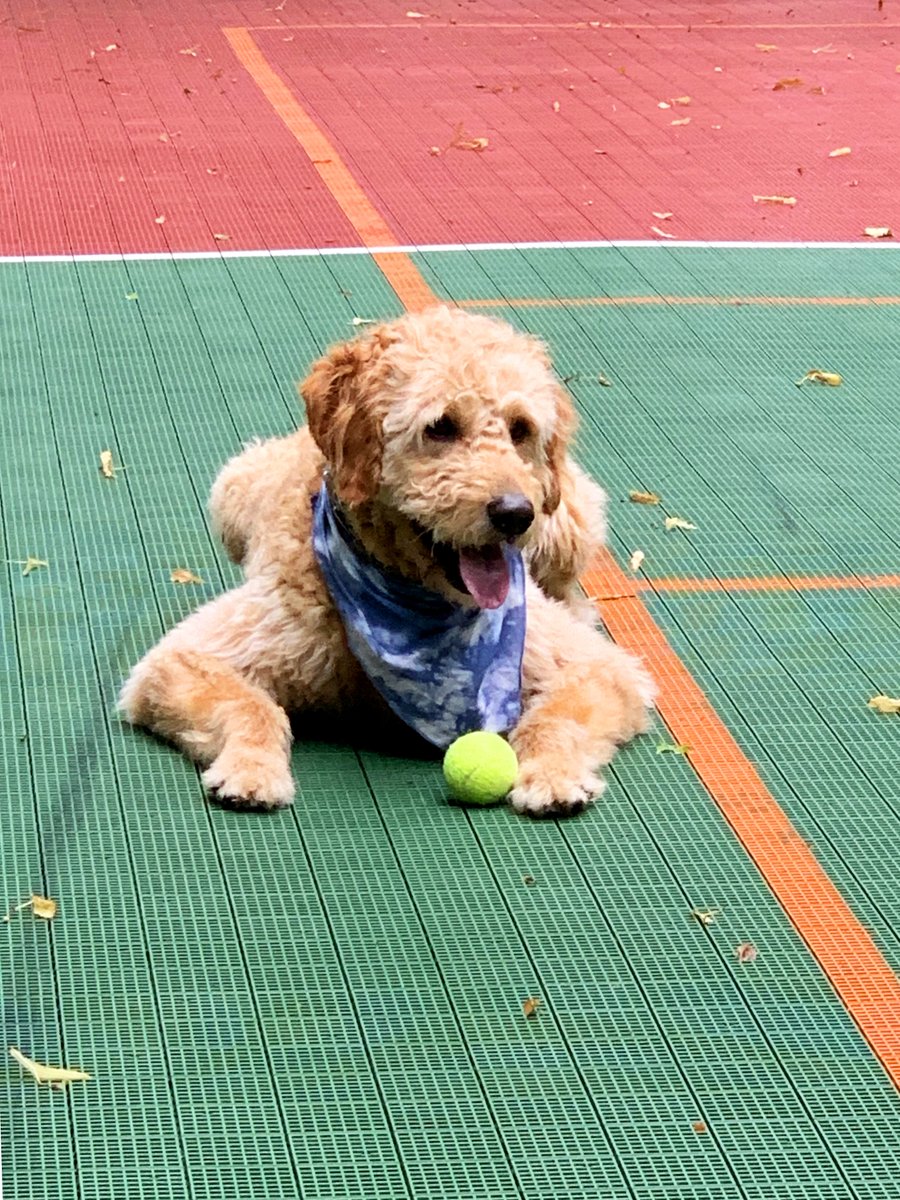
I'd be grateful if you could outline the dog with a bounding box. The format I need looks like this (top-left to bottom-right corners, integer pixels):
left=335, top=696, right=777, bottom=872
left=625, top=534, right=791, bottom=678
left=119, top=306, right=654, bottom=817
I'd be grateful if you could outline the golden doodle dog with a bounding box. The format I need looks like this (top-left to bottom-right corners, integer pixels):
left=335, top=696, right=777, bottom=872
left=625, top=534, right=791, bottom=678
left=120, top=306, right=654, bottom=817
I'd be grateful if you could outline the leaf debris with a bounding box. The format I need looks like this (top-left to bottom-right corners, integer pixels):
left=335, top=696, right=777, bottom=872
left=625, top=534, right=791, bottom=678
left=657, top=741, right=691, bottom=755
left=828, top=146, right=851, bottom=157
left=629, top=549, right=646, bottom=572
left=664, top=516, right=696, bottom=531
left=735, top=942, right=758, bottom=963
left=629, top=490, right=661, bottom=505
left=3, top=894, right=58, bottom=922
left=690, top=908, right=720, bottom=926
left=864, top=226, right=893, bottom=239
left=868, top=694, right=900, bottom=714
left=753, top=194, right=797, bottom=206
left=9, top=1046, right=91, bottom=1088
left=522, top=997, right=541, bottom=1019
left=170, top=568, right=202, bottom=585
left=796, top=369, right=842, bottom=387
left=10, top=557, right=48, bottom=577
left=773, top=76, right=804, bottom=89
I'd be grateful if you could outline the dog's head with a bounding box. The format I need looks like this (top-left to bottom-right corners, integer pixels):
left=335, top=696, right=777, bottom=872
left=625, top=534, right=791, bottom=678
left=300, top=306, right=576, bottom=608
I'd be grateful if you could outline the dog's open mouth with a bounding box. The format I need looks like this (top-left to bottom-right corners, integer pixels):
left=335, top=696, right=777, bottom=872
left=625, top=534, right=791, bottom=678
left=432, top=541, right=510, bottom=609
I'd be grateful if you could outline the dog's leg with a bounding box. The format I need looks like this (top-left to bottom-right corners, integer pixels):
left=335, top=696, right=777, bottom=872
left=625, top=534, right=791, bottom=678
left=509, top=586, right=655, bottom=817
left=120, top=644, right=295, bottom=809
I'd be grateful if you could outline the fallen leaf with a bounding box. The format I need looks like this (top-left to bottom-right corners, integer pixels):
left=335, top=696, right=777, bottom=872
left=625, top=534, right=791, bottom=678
left=652, top=211, right=673, bottom=220
left=671, top=117, right=691, bottom=126
left=651, top=225, right=676, bottom=238
left=213, top=233, right=230, bottom=241
left=672, top=95, right=691, bottom=105
left=664, top=516, right=696, bottom=531
left=690, top=908, right=720, bottom=926
left=351, top=316, right=377, bottom=326
left=104, top=43, right=118, bottom=51
left=629, top=550, right=645, bottom=572
left=756, top=42, right=778, bottom=51
left=522, top=874, right=536, bottom=886
left=445, top=122, right=489, bottom=152
left=692, top=1121, right=708, bottom=1134
left=753, top=194, right=797, bottom=206
left=808, top=85, right=826, bottom=95
left=795, top=369, right=842, bottom=386
left=30, top=895, right=58, bottom=920
left=429, top=146, right=442, bottom=156
left=864, top=226, right=893, bottom=239
left=158, top=132, right=170, bottom=143
left=9, top=1047, right=91, bottom=1087
left=735, top=942, right=758, bottom=963
left=99, top=449, right=116, bottom=478
left=658, top=101, right=671, bottom=109
left=406, top=9, right=425, bottom=15
left=629, top=490, right=661, bottom=505
left=125, top=292, right=138, bottom=301
left=522, top=997, right=541, bottom=1019
left=773, top=76, right=804, bottom=89
left=179, top=46, right=198, bottom=56
left=552, top=100, right=560, bottom=112
left=170, top=568, right=202, bottom=585
left=828, top=146, right=851, bottom=157
left=868, top=694, right=900, bottom=714
left=11, top=557, right=48, bottom=577
left=657, top=741, right=691, bottom=755
left=597, top=372, right=612, bottom=387
left=154, top=215, right=166, bottom=225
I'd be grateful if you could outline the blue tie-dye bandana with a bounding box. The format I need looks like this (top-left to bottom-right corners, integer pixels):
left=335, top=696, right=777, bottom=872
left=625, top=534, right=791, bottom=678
left=311, top=483, right=526, bottom=749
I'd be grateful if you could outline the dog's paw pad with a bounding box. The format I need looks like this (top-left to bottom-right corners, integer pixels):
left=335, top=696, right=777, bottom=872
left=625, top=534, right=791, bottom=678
left=510, top=767, right=604, bottom=819
left=202, top=756, right=295, bottom=811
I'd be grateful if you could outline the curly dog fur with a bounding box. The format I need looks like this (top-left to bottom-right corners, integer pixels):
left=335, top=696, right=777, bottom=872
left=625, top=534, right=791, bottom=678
left=119, top=306, right=654, bottom=816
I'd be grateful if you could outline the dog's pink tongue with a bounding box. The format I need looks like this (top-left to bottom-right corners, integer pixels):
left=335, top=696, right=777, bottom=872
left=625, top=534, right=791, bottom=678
left=459, top=545, right=510, bottom=609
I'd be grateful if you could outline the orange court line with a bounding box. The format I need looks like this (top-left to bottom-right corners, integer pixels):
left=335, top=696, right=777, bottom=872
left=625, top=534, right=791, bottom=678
left=222, top=27, right=435, bottom=313
left=461, top=294, right=900, bottom=310
left=581, top=568, right=900, bottom=601
left=225, top=23, right=900, bottom=1090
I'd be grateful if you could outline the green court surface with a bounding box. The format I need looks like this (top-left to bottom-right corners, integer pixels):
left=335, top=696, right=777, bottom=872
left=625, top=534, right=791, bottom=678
left=5, top=246, right=900, bottom=1198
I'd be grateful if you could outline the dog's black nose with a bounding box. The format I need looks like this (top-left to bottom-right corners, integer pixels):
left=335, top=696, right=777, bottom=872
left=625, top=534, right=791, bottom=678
left=487, top=493, right=535, bottom=538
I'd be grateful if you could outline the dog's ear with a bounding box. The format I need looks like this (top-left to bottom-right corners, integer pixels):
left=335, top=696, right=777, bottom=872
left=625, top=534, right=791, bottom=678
left=299, top=329, right=394, bottom=506
left=542, top=387, right=578, bottom=515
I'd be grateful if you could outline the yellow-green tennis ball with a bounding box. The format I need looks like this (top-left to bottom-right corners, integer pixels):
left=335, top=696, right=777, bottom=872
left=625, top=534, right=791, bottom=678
left=443, top=732, right=518, bottom=807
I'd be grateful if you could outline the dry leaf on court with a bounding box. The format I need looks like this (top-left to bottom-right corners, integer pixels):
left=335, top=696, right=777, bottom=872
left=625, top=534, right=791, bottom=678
left=756, top=43, right=777, bottom=52
left=651, top=225, right=676, bottom=239
left=522, top=997, right=541, bottom=1019
left=2, top=894, right=57, bottom=922
left=796, top=369, right=842, bottom=387
left=11, top=557, right=48, bottom=577
left=658, top=101, right=671, bottom=109
left=672, top=95, right=691, bottom=105
left=179, top=46, right=198, bottom=56
left=9, top=1047, right=91, bottom=1088
left=597, top=372, right=612, bottom=387
left=406, top=9, right=425, bottom=16
left=753, top=194, right=797, bottom=206
left=690, top=908, right=720, bottom=926
left=170, top=568, right=202, bottom=585
left=692, top=1121, right=708, bottom=1134
left=773, top=76, right=804, bottom=89
left=828, top=147, right=851, bottom=157
left=629, top=550, right=646, bottom=572
left=629, top=490, right=661, bottom=505
left=657, top=741, right=691, bottom=755
left=664, top=516, right=696, bottom=531
left=735, top=942, right=758, bottom=963
left=351, top=316, right=377, bottom=326
left=652, top=211, right=673, bottom=220
left=213, top=233, right=230, bottom=241
left=808, top=85, right=825, bottom=95
left=552, top=100, right=560, bottom=112
left=99, top=449, right=116, bottom=478
left=154, top=215, right=166, bottom=225
left=868, top=694, right=900, bottom=714
left=125, top=292, right=138, bottom=301
left=671, top=117, right=691, bottom=126
left=446, top=122, right=489, bottom=152
left=104, top=43, right=118, bottom=51
left=864, top=226, right=893, bottom=239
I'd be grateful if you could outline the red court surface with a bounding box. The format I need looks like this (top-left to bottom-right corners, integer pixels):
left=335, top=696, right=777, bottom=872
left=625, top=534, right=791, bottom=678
left=1, top=0, right=898, bottom=255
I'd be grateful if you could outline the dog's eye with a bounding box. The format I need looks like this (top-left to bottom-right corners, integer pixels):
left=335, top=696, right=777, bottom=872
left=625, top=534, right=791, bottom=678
left=425, top=415, right=460, bottom=443
left=509, top=417, right=534, bottom=445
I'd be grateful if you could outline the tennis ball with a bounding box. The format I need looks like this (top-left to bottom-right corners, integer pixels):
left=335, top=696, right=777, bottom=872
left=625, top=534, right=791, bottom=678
left=443, top=732, right=518, bottom=807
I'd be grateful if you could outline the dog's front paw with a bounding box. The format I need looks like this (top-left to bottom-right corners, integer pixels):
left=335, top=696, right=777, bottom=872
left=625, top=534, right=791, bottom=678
left=202, top=748, right=295, bottom=811
left=510, top=759, right=605, bottom=818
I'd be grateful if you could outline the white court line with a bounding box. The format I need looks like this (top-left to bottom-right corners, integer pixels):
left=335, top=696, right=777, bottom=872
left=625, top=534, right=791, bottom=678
left=0, top=239, right=895, bottom=265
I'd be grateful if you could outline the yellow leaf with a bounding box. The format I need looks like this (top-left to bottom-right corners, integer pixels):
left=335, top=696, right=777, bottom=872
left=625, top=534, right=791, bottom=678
left=628, top=550, right=645, bottom=572
left=690, top=908, right=720, bottom=926
left=652, top=211, right=673, bottom=220
left=9, top=1047, right=91, bottom=1087
left=125, top=292, right=138, bottom=301
left=753, top=194, right=797, bottom=206
left=30, top=895, right=58, bottom=920
left=756, top=43, right=777, bottom=51
left=657, top=741, right=691, bottom=755
left=672, top=95, right=691, bottom=105
left=406, top=9, right=425, bottom=15
left=651, top=225, right=676, bottom=238
left=773, top=76, right=804, bottom=90
left=629, top=490, right=661, bottom=505
left=154, top=215, right=166, bottom=225
left=522, top=997, right=541, bottom=1019
left=868, top=694, right=900, bottom=714
left=597, top=372, right=612, bottom=387
left=99, top=449, right=116, bottom=478
left=664, top=516, right=696, bottom=531
left=179, top=46, right=198, bottom=56
left=658, top=101, right=671, bottom=109
left=864, top=226, right=893, bottom=239
left=552, top=101, right=560, bottom=112
left=828, top=146, right=851, bottom=157
left=213, top=233, right=230, bottom=241
left=159, top=132, right=170, bottom=143
left=670, top=117, right=691, bottom=126
left=104, top=43, right=118, bottom=51
left=170, top=568, right=202, bottom=585
left=12, top=557, right=48, bottom=577
left=796, top=369, right=842, bottom=387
